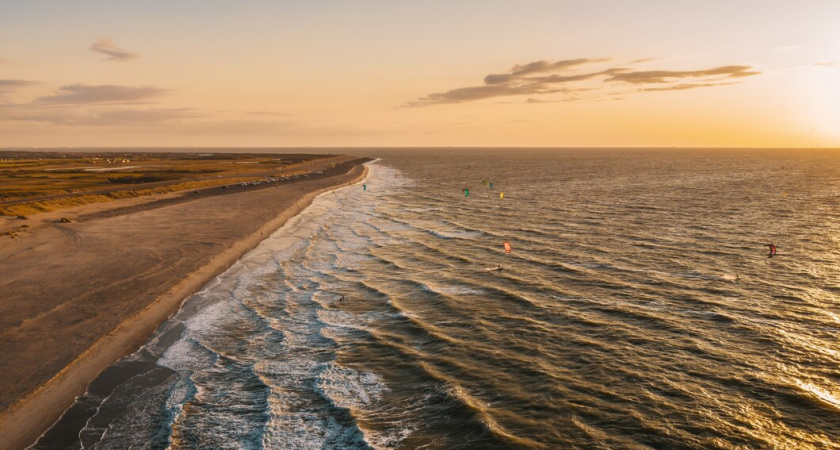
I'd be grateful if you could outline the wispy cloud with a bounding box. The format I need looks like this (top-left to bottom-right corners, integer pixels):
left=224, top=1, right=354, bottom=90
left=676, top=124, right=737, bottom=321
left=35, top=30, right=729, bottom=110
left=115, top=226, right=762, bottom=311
left=0, top=104, right=201, bottom=126
left=35, top=84, right=166, bottom=104
left=483, top=58, right=606, bottom=84
left=406, top=59, right=760, bottom=107
left=0, top=79, right=40, bottom=103
left=629, top=58, right=659, bottom=65
left=522, top=97, right=582, bottom=104
left=604, top=66, right=758, bottom=84
left=407, top=83, right=580, bottom=106
left=0, top=79, right=40, bottom=90
left=89, top=37, right=138, bottom=62
left=813, top=62, right=836, bottom=67
left=640, top=82, right=738, bottom=92
left=0, top=81, right=191, bottom=126
left=406, top=59, right=607, bottom=107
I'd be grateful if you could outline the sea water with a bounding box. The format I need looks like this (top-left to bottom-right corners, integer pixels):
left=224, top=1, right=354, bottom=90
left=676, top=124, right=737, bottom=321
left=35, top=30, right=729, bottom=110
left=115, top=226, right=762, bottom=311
left=32, top=148, right=840, bottom=449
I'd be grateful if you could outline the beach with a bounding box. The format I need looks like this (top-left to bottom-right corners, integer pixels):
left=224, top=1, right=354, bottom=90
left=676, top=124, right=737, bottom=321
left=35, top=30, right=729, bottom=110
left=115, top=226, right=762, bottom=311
left=0, top=155, right=369, bottom=450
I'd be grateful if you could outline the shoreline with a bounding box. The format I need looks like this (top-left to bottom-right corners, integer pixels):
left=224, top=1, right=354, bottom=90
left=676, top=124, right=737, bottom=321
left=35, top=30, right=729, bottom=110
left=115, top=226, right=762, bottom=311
left=0, top=160, right=369, bottom=450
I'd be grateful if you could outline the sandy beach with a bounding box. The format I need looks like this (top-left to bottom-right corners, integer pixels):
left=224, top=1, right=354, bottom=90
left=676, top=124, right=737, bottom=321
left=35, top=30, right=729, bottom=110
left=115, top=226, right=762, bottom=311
left=0, top=155, right=370, bottom=450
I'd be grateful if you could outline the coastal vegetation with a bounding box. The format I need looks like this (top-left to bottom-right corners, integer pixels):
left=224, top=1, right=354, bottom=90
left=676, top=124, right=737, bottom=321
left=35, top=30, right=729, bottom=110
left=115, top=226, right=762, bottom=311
left=0, top=152, right=327, bottom=216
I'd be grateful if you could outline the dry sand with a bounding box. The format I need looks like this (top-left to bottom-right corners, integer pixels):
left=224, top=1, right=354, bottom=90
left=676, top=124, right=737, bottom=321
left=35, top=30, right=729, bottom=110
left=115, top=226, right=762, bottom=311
left=0, top=155, right=370, bottom=450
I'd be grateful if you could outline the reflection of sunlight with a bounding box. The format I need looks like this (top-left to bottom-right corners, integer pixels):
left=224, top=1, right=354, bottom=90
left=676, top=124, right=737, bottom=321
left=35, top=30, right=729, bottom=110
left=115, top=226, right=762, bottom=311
left=729, top=401, right=821, bottom=449
left=797, top=332, right=840, bottom=360
left=793, top=378, right=840, bottom=410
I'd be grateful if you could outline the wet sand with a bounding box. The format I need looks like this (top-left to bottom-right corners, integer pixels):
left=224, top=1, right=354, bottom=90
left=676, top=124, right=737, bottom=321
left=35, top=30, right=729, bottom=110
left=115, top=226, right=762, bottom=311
left=0, top=155, right=370, bottom=450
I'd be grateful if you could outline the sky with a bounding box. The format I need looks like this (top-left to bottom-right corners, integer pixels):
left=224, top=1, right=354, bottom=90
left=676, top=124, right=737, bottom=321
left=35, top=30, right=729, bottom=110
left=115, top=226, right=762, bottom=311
left=1, top=0, right=839, bottom=148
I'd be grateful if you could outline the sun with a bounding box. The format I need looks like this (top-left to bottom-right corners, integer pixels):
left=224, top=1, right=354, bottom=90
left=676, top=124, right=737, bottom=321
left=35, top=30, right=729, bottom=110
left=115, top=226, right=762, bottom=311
left=802, top=65, right=840, bottom=146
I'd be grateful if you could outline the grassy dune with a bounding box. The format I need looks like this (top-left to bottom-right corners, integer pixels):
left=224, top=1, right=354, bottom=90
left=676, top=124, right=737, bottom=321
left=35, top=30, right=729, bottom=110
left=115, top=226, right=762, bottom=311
left=0, top=151, right=325, bottom=216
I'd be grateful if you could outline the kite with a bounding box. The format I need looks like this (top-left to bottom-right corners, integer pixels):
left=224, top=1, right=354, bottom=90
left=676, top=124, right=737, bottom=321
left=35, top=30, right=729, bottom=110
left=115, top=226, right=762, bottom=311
left=767, top=244, right=776, bottom=258
left=503, top=240, right=512, bottom=254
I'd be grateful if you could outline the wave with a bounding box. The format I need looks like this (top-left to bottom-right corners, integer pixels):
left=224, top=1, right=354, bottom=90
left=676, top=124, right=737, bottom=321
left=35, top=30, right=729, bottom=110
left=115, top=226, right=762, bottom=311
left=37, top=153, right=840, bottom=449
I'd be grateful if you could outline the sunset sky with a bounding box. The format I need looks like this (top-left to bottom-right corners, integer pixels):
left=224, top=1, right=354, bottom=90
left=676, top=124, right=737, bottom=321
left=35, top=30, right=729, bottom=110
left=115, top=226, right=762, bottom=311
left=1, top=1, right=839, bottom=148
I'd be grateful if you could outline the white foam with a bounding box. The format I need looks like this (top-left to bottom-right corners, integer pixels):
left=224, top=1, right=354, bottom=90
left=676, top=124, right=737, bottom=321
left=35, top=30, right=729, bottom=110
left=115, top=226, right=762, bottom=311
left=192, top=295, right=234, bottom=325
left=157, top=338, right=216, bottom=373
left=317, top=364, right=388, bottom=411
left=143, top=161, right=411, bottom=447
left=427, top=229, right=482, bottom=240
left=421, top=282, right=485, bottom=296
left=317, top=308, right=361, bottom=326
left=316, top=364, right=416, bottom=450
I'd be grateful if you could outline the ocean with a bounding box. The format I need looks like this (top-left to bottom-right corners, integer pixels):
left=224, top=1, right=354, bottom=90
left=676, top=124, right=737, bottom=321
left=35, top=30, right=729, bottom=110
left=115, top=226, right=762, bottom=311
left=32, top=148, right=840, bottom=449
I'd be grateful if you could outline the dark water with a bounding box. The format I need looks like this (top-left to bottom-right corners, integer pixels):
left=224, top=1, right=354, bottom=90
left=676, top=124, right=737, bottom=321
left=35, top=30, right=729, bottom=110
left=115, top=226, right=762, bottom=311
left=32, top=149, right=840, bottom=449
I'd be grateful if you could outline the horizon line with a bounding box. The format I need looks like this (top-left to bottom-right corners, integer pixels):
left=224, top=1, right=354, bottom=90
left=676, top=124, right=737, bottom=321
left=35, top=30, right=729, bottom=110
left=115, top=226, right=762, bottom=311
left=3, top=146, right=840, bottom=151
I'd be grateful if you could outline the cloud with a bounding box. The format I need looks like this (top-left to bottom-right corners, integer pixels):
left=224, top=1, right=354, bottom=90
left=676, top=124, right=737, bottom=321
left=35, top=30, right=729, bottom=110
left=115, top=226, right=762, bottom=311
left=35, top=84, right=167, bottom=104
left=406, top=59, right=608, bottom=107
left=604, top=65, right=759, bottom=84
left=523, top=97, right=583, bottom=104
left=484, top=58, right=605, bottom=84
left=0, top=104, right=201, bottom=126
left=640, top=82, right=738, bottom=91
left=407, top=83, right=571, bottom=106
left=0, top=82, right=190, bottom=126
left=90, top=38, right=138, bottom=62
left=0, top=79, right=40, bottom=91
left=813, top=62, right=836, bottom=67
left=406, top=59, right=760, bottom=107
left=0, top=79, right=40, bottom=103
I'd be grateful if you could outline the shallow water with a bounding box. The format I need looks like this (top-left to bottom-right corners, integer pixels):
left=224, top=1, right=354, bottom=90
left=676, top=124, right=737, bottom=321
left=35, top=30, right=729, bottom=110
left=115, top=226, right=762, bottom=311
left=33, top=149, right=840, bottom=449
